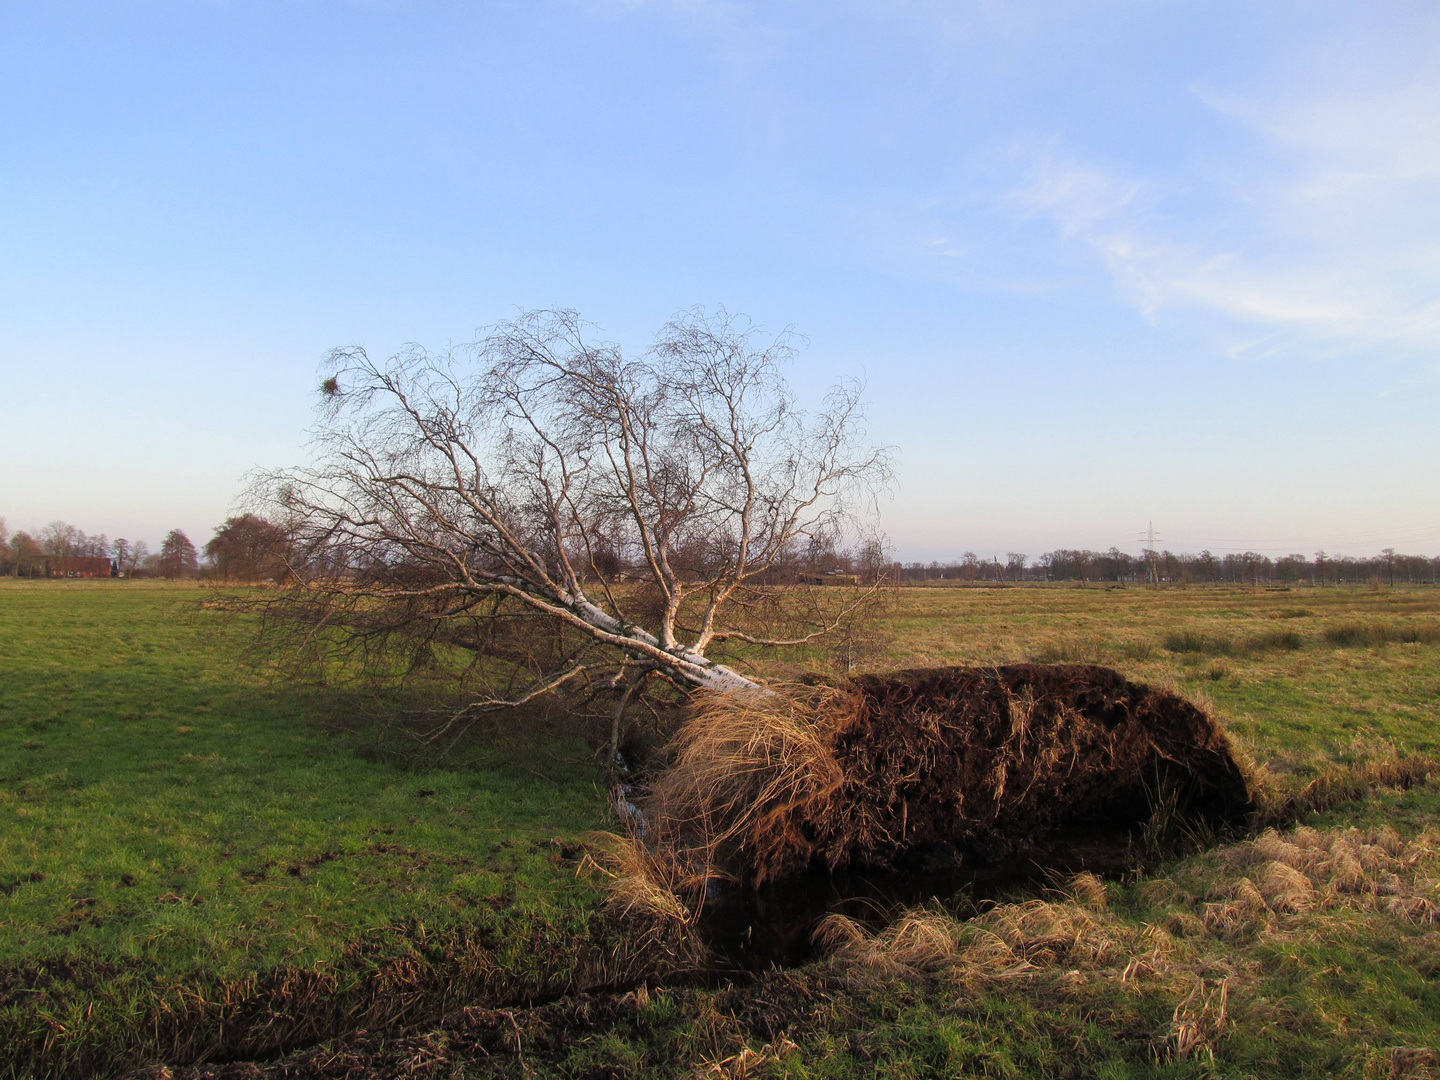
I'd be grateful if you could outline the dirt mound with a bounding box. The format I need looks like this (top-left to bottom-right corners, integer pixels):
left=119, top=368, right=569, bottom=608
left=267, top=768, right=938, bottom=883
left=648, top=665, right=1252, bottom=887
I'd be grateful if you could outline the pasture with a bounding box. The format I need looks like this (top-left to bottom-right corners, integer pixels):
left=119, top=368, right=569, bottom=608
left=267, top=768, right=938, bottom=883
left=2, top=580, right=1439, bottom=1078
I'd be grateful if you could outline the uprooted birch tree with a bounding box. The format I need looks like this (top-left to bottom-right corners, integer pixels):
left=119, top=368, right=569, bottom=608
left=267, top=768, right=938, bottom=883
left=254, top=308, right=892, bottom=763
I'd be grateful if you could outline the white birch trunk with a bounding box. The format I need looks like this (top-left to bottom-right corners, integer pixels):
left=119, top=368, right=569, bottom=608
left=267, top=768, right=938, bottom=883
left=571, top=596, right=765, bottom=693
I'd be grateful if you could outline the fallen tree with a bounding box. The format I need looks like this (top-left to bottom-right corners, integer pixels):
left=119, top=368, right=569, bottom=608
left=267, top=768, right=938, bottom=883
left=250, top=307, right=891, bottom=761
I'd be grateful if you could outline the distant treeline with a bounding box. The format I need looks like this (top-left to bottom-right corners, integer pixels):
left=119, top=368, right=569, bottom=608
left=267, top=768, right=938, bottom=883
left=0, top=515, right=288, bottom=582
left=894, top=548, right=1440, bottom=585
left=3, top=513, right=1436, bottom=586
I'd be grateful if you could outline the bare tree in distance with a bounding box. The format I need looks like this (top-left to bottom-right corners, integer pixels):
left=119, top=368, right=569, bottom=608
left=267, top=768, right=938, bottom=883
left=40, top=521, right=78, bottom=562
left=253, top=307, right=893, bottom=763
left=127, top=540, right=150, bottom=578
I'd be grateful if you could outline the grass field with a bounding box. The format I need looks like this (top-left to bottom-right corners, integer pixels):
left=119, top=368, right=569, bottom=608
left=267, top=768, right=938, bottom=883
left=2, top=580, right=1439, bottom=1078
left=0, top=581, right=615, bottom=1076
left=819, top=583, right=1440, bottom=778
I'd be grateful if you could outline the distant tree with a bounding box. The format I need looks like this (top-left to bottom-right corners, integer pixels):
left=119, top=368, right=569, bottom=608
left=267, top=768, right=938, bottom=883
left=1195, top=550, right=1218, bottom=584
left=1161, top=550, right=1182, bottom=583
left=40, top=521, right=78, bottom=562
left=9, top=531, right=45, bottom=577
left=112, top=538, right=131, bottom=575
left=204, top=515, right=291, bottom=582
left=158, top=530, right=199, bottom=580
left=1005, top=553, right=1027, bottom=582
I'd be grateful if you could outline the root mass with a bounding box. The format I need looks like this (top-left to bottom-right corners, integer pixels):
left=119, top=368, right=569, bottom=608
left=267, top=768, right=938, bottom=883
left=647, top=664, right=1253, bottom=891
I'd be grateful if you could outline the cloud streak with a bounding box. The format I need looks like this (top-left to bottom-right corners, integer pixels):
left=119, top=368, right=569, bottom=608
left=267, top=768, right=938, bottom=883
left=1013, top=64, right=1440, bottom=355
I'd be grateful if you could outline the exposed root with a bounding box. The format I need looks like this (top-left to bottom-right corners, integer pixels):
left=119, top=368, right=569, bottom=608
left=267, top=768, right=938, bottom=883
left=643, top=666, right=1252, bottom=888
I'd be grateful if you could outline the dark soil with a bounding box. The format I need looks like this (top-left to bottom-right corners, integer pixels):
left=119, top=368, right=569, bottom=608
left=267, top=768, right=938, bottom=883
left=165, top=972, right=827, bottom=1080
left=744, top=664, right=1252, bottom=884
left=699, top=821, right=1140, bottom=970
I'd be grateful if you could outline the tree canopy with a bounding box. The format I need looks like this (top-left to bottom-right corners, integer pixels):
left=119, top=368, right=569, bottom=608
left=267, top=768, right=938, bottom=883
left=255, top=308, right=891, bottom=758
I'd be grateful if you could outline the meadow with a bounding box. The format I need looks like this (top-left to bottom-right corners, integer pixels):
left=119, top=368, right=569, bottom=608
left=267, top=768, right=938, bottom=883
left=2, top=580, right=1438, bottom=1078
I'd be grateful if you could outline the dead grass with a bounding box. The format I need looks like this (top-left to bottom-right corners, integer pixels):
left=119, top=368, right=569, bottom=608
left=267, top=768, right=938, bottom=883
left=814, top=872, right=1148, bottom=986
left=577, top=831, right=711, bottom=976
left=1244, top=741, right=1440, bottom=828
left=1205, top=823, right=1440, bottom=933
left=813, top=817, right=1440, bottom=1069
left=640, top=685, right=849, bottom=887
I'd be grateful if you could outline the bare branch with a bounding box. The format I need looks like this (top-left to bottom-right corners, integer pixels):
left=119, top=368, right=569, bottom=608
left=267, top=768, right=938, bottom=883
left=250, top=307, right=893, bottom=745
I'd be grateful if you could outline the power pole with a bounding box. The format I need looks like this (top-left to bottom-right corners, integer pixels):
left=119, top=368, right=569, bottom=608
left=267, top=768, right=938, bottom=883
left=1142, top=521, right=1160, bottom=586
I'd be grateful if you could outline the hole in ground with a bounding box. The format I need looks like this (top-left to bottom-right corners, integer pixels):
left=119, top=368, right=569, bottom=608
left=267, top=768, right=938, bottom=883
left=699, top=821, right=1172, bottom=970
left=646, top=664, right=1255, bottom=970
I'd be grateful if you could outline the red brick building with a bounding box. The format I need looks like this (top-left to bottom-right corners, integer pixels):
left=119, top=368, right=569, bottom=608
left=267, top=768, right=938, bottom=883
left=47, top=557, right=115, bottom=578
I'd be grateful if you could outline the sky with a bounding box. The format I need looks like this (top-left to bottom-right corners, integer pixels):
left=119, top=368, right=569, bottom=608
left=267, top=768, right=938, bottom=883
left=2, top=0, right=1438, bottom=560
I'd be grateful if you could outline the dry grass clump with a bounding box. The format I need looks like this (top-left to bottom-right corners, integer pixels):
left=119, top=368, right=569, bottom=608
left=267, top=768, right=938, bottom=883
left=579, top=686, right=854, bottom=974
left=695, top=1035, right=801, bottom=1080
left=1256, top=749, right=1437, bottom=827
left=642, top=685, right=849, bottom=886
left=1384, top=1046, right=1440, bottom=1080
left=1230, top=734, right=1437, bottom=830
left=815, top=873, right=1154, bottom=985
left=817, top=822, right=1440, bottom=1068
left=578, top=832, right=711, bottom=975
left=1168, top=976, right=1230, bottom=1064
left=1205, top=824, right=1440, bottom=932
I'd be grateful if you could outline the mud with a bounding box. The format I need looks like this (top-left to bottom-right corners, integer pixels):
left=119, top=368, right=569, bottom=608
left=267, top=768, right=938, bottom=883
left=699, top=822, right=1140, bottom=970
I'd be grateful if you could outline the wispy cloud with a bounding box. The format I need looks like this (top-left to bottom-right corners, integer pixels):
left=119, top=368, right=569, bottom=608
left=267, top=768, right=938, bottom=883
left=1012, top=69, right=1440, bottom=355
left=576, top=0, right=787, bottom=74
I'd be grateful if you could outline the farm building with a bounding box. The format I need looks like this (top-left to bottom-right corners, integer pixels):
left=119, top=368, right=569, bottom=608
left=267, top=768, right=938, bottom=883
left=46, top=557, right=116, bottom=578
left=798, top=571, right=862, bottom=586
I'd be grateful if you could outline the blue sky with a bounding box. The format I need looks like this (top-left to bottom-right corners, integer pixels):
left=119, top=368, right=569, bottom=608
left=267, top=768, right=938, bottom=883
left=2, top=0, right=1437, bottom=559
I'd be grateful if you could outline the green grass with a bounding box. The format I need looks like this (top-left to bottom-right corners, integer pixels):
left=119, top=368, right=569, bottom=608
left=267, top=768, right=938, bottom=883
left=219, top=785, right=1440, bottom=1079
left=0, top=581, right=613, bottom=1076
left=4, top=580, right=1440, bottom=1078
left=764, top=583, right=1440, bottom=779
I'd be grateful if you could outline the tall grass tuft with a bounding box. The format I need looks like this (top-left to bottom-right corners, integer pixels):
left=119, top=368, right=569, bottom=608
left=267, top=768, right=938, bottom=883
left=1246, top=629, right=1305, bottom=652
left=579, top=831, right=712, bottom=975
left=1164, top=632, right=1234, bottom=656
left=1323, top=623, right=1440, bottom=648
left=1165, top=630, right=1305, bottom=657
